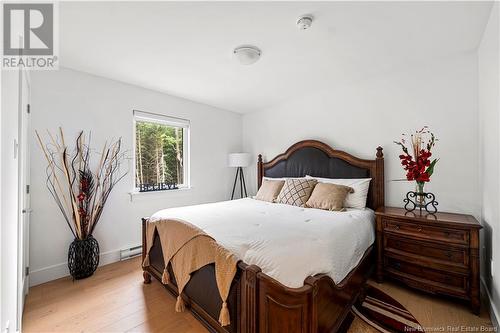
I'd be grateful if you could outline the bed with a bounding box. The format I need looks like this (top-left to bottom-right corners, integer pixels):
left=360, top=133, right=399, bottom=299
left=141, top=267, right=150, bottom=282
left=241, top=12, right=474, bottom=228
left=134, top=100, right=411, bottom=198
left=142, top=140, right=385, bottom=333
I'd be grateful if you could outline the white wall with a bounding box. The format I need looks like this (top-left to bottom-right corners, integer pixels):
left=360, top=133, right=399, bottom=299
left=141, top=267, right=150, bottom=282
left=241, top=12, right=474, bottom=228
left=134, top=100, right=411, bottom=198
left=479, top=2, right=500, bottom=325
left=1, top=70, right=20, bottom=332
left=29, top=68, right=242, bottom=285
left=243, top=53, right=479, bottom=216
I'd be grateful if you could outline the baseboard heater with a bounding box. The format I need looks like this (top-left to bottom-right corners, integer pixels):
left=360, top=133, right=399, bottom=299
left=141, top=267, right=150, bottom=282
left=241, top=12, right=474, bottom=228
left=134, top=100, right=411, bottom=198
left=120, top=245, right=142, bottom=261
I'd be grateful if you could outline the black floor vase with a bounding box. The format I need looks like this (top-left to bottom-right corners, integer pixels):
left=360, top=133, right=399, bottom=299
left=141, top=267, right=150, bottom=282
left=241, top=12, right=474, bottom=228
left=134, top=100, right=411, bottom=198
left=68, top=235, right=99, bottom=280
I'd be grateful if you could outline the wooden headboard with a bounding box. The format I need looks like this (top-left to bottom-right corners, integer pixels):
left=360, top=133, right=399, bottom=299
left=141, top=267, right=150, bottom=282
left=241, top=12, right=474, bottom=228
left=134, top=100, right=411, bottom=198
left=257, top=140, right=385, bottom=210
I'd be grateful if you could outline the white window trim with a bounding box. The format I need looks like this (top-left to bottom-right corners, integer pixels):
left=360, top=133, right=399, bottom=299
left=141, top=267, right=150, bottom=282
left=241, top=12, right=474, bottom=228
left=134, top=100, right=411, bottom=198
left=132, top=110, right=190, bottom=193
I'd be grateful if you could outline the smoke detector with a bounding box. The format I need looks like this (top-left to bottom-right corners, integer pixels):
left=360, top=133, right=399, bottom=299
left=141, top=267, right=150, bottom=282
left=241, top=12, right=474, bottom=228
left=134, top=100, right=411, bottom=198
left=297, top=15, right=313, bottom=30
left=233, top=45, right=261, bottom=65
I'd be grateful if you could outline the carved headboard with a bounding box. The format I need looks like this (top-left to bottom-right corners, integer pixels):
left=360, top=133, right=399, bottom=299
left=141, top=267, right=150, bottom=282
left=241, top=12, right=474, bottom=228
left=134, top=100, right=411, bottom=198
left=257, top=140, right=385, bottom=210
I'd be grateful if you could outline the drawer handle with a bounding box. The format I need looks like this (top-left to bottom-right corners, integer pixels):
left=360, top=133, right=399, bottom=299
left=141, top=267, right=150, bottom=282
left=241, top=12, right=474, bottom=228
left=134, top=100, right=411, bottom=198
left=394, top=262, right=401, bottom=269
left=395, top=225, right=400, bottom=230
left=446, top=251, right=452, bottom=258
left=444, top=231, right=450, bottom=236
left=417, top=226, right=423, bottom=232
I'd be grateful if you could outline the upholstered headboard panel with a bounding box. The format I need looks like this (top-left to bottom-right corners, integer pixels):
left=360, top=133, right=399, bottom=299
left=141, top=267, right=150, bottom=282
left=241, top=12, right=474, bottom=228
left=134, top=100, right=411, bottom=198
left=257, top=140, right=384, bottom=210
left=263, top=147, right=370, bottom=179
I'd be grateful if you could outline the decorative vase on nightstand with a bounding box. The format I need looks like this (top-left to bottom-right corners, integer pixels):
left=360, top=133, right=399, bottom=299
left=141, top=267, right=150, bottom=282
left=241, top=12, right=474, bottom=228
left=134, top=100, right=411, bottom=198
left=394, top=126, right=439, bottom=214
left=415, top=182, right=426, bottom=206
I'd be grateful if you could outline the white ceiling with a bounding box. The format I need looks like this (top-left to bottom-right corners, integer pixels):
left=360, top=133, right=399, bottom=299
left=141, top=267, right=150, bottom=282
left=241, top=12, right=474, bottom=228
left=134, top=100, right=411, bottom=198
left=60, top=1, right=493, bottom=114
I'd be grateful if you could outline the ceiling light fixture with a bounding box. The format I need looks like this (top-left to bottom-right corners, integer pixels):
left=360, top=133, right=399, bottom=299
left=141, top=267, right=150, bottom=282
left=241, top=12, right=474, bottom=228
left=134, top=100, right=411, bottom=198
left=233, top=45, right=261, bottom=65
left=297, top=15, right=313, bottom=30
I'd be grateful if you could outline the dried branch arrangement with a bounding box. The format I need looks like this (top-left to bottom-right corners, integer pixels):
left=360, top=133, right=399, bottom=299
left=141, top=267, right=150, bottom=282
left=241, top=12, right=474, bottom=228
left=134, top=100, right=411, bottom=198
left=36, top=128, right=127, bottom=240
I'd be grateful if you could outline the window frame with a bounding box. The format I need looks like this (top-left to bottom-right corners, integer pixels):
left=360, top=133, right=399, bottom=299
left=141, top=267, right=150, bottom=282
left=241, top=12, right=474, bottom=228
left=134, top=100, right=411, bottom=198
left=132, top=110, right=190, bottom=192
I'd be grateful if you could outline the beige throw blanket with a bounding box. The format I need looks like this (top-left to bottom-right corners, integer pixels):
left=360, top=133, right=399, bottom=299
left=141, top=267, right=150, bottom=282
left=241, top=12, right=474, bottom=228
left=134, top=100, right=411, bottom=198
left=142, top=218, right=238, bottom=327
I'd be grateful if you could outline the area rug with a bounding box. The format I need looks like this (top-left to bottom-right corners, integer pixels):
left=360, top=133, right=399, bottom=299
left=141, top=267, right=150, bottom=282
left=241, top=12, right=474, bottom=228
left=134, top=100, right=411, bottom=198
left=352, top=285, right=425, bottom=333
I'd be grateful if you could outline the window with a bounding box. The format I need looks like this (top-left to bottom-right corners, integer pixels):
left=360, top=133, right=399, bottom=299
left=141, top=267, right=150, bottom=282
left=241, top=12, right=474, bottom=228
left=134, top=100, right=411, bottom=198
left=133, top=110, right=190, bottom=192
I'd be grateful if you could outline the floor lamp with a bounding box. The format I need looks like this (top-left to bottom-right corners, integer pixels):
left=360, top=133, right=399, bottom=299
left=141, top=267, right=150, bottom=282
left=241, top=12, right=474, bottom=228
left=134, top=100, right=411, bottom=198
left=228, top=153, right=251, bottom=200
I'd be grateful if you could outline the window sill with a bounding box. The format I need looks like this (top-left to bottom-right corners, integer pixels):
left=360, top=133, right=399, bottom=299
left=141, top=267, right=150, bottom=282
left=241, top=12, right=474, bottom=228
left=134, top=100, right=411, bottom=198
left=128, top=187, right=193, bottom=201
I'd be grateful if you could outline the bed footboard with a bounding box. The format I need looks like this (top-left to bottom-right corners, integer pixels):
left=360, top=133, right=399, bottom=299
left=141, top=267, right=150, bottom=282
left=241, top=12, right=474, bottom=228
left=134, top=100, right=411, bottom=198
left=246, top=247, right=373, bottom=333
left=142, top=218, right=373, bottom=333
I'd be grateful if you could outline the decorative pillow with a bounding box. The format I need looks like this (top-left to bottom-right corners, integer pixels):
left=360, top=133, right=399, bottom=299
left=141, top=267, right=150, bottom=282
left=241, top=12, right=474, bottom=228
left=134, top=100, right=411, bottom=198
left=305, top=183, right=353, bottom=211
left=255, top=179, right=285, bottom=202
left=276, top=178, right=318, bottom=207
left=305, top=176, right=371, bottom=209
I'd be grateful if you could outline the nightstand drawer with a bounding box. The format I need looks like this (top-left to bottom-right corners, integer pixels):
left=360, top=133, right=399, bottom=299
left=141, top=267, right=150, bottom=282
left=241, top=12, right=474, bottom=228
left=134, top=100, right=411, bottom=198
left=385, top=235, right=468, bottom=267
left=384, top=257, right=468, bottom=292
left=383, top=218, right=469, bottom=245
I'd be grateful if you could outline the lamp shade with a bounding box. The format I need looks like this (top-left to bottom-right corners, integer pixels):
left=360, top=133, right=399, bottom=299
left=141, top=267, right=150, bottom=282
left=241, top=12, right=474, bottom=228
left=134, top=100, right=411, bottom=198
left=228, top=153, right=251, bottom=167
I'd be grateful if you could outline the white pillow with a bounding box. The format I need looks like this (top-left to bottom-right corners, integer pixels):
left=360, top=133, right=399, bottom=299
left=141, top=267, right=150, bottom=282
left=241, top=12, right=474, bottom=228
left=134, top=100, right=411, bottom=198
left=305, top=176, right=371, bottom=209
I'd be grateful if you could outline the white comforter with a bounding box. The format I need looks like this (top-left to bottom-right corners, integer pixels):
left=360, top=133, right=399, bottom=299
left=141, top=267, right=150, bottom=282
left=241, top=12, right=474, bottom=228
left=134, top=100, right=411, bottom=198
left=150, top=198, right=375, bottom=288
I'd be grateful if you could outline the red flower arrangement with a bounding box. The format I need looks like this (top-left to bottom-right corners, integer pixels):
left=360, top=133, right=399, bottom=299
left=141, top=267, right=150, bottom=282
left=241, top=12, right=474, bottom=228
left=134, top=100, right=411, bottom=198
left=394, top=126, right=438, bottom=192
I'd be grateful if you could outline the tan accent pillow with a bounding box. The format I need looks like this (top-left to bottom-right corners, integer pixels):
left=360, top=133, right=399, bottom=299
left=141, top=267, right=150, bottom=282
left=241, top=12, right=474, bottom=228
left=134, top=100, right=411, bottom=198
left=276, top=178, right=318, bottom=207
left=305, top=183, right=354, bottom=211
left=255, top=179, right=285, bottom=202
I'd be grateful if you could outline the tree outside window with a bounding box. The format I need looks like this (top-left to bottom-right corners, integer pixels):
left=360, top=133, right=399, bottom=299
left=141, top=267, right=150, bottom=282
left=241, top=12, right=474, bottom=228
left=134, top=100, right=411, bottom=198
left=134, top=111, right=189, bottom=191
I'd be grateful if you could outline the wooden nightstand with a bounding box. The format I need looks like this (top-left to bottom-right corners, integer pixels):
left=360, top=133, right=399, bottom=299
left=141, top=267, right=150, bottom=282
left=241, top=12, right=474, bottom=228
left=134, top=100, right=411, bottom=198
left=375, top=207, right=482, bottom=314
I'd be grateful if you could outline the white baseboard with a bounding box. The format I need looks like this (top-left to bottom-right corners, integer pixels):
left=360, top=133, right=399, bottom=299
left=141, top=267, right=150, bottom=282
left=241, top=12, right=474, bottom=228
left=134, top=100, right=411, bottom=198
left=481, top=277, right=499, bottom=329
left=29, top=248, right=122, bottom=287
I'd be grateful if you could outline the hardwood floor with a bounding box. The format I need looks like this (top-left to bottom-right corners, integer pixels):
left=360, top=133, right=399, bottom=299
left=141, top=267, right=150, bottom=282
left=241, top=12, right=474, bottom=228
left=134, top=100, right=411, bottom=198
left=23, top=257, right=494, bottom=333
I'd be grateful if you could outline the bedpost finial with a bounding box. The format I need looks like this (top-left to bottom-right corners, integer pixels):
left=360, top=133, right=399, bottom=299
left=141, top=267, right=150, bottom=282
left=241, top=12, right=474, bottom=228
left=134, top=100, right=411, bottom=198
left=258, top=154, right=262, bottom=163
left=376, top=146, right=383, bottom=158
